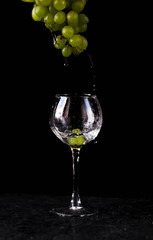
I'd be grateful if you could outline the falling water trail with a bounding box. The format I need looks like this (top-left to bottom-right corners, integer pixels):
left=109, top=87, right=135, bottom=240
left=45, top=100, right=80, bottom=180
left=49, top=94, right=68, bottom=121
left=86, top=51, right=97, bottom=93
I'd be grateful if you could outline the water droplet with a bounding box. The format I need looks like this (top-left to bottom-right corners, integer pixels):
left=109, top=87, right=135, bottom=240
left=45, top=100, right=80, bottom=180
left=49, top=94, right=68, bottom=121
left=64, top=58, right=69, bottom=67
left=92, top=84, right=96, bottom=92
left=90, top=65, right=94, bottom=69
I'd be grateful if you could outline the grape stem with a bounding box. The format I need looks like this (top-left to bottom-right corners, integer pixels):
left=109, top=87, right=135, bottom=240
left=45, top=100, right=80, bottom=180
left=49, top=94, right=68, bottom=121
left=48, top=26, right=58, bottom=44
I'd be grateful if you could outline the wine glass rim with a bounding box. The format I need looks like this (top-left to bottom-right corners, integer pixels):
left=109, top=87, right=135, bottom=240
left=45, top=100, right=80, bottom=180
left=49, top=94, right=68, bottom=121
left=55, top=93, right=96, bottom=98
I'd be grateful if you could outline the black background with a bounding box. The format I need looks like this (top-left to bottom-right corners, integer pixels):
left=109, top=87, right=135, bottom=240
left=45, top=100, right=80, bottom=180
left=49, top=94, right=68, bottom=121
left=1, top=1, right=152, bottom=197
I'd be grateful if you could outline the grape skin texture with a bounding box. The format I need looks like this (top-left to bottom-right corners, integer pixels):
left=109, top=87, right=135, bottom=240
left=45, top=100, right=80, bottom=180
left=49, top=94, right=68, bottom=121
left=53, top=0, right=66, bottom=11
left=54, top=11, right=66, bottom=24
left=62, top=46, right=72, bottom=57
left=62, top=25, right=74, bottom=38
left=23, top=0, right=89, bottom=57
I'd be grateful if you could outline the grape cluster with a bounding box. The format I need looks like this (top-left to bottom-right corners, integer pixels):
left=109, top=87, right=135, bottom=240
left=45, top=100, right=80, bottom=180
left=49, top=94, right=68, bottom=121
left=22, top=0, right=89, bottom=57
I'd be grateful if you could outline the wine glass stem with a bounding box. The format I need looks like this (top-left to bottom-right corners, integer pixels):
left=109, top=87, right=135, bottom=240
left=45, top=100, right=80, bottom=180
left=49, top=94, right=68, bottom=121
left=70, top=148, right=82, bottom=209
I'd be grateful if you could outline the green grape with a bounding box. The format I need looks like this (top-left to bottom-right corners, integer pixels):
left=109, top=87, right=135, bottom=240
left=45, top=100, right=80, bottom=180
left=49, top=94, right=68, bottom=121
left=73, top=25, right=80, bottom=34
left=70, top=35, right=88, bottom=54
left=37, top=0, right=53, bottom=6
left=62, top=25, right=74, bottom=38
left=51, top=23, right=62, bottom=31
left=35, top=0, right=41, bottom=5
left=82, top=0, right=87, bottom=5
left=80, top=36, right=88, bottom=49
left=72, top=46, right=83, bottom=56
left=53, top=0, right=66, bottom=10
left=76, top=0, right=87, bottom=5
left=35, top=5, right=48, bottom=18
left=72, top=128, right=82, bottom=134
left=44, top=12, right=54, bottom=25
left=53, top=35, right=66, bottom=49
left=68, top=134, right=85, bottom=146
left=70, top=0, right=86, bottom=4
left=22, top=0, right=35, bottom=2
left=67, top=128, right=85, bottom=147
left=78, top=23, right=87, bottom=32
left=78, top=13, right=89, bottom=24
left=32, top=7, right=41, bottom=21
left=67, top=10, right=78, bottom=27
left=72, top=1, right=84, bottom=13
left=49, top=5, right=57, bottom=15
left=62, top=45, right=72, bottom=57
left=54, top=11, right=66, bottom=24
left=69, top=34, right=82, bottom=47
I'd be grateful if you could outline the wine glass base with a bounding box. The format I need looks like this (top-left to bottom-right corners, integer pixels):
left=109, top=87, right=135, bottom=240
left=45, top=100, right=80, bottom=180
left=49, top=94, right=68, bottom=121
left=50, top=206, right=98, bottom=217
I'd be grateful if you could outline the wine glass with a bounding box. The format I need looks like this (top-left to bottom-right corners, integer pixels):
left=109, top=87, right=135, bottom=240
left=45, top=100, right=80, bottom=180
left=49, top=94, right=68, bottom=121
left=49, top=93, right=103, bottom=217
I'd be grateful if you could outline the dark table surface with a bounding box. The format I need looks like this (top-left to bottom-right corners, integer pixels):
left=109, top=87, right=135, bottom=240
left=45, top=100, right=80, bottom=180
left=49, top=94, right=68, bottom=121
left=0, top=194, right=153, bottom=240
